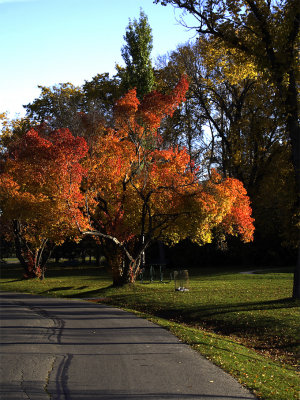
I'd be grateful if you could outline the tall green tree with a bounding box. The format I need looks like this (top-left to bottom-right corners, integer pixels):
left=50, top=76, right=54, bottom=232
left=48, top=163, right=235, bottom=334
left=118, top=10, right=155, bottom=100
left=155, top=0, right=300, bottom=298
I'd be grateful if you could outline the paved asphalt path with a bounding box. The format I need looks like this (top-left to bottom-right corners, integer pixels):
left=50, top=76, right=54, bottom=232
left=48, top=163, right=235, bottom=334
left=0, top=292, right=256, bottom=400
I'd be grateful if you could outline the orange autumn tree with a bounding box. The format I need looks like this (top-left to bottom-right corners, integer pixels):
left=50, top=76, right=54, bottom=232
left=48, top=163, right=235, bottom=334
left=76, top=76, right=254, bottom=285
left=0, top=128, right=88, bottom=278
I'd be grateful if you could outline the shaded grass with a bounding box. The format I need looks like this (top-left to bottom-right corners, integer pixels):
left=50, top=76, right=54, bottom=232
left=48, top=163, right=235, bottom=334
left=90, top=269, right=299, bottom=363
left=0, top=262, right=110, bottom=293
left=0, top=261, right=299, bottom=400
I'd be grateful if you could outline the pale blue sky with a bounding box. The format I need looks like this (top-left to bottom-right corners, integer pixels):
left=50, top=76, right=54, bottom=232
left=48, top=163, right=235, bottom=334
left=0, top=0, right=196, bottom=119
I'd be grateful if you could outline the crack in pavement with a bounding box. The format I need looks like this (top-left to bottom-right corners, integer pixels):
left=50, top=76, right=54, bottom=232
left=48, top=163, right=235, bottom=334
left=5, top=300, right=66, bottom=399
left=17, top=301, right=65, bottom=344
left=20, top=370, right=31, bottom=400
left=44, top=356, right=57, bottom=400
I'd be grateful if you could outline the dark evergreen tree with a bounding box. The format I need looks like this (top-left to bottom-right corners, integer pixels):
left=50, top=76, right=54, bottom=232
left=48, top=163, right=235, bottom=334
left=119, top=10, right=155, bottom=100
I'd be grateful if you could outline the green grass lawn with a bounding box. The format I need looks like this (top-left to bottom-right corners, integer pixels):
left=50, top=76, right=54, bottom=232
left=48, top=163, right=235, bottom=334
left=0, top=261, right=299, bottom=400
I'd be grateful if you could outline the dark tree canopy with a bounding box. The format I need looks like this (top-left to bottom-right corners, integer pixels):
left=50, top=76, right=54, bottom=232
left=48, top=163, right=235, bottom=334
left=155, top=0, right=300, bottom=298
left=154, top=0, right=299, bottom=184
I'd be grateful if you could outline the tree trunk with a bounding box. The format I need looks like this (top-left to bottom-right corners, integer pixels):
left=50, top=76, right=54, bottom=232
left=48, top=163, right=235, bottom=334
left=12, top=220, right=30, bottom=276
left=12, top=219, right=53, bottom=280
left=12, top=220, right=38, bottom=278
left=106, top=248, right=124, bottom=286
left=106, top=246, right=142, bottom=287
left=292, top=247, right=300, bottom=299
left=95, top=247, right=100, bottom=266
left=39, top=242, right=54, bottom=281
left=120, top=257, right=142, bottom=285
left=285, top=72, right=300, bottom=299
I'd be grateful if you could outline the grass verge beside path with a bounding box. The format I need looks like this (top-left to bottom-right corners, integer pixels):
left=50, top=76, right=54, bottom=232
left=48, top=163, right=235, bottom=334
left=0, top=262, right=299, bottom=400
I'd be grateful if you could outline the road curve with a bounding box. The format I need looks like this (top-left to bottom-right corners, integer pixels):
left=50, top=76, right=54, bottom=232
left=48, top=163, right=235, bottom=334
left=0, top=292, right=256, bottom=400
